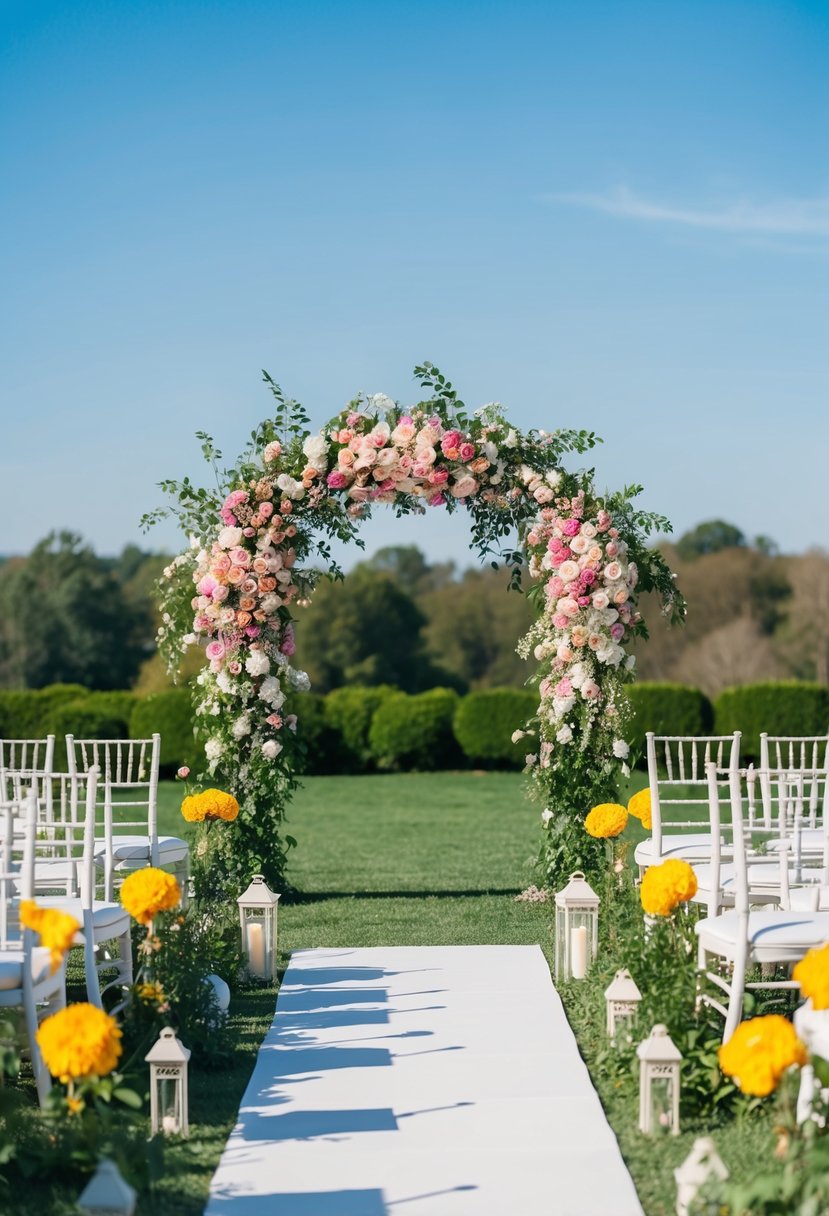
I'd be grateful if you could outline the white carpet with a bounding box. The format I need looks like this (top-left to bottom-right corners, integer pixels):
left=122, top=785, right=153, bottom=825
left=205, top=945, right=643, bottom=1216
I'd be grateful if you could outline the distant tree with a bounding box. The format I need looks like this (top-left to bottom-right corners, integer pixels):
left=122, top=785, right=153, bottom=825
left=364, top=546, right=455, bottom=596
left=776, top=551, right=829, bottom=684
left=293, top=565, right=460, bottom=693
left=672, top=616, right=785, bottom=698
left=675, top=520, right=747, bottom=561
left=0, top=532, right=145, bottom=689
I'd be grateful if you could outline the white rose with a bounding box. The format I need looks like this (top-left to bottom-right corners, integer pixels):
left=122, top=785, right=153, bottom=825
left=289, top=668, right=311, bottom=692
left=232, top=715, right=251, bottom=739
left=245, top=651, right=271, bottom=678
left=259, top=676, right=285, bottom=708
left=541, top=808, right=554, bottom=825
left=545, top=470, right=562, bottom=489
left=613, top=739, right=630, bottom=759
left=604, top=562, right=622, bottom=582
left=276, top=473, right=305, bottom=501
left=261, top=740, right=283, bottom=760
left=569, top=662, right=587, bottom=689
left=557, top=560, right=579, bottom=583
left=570, top=535, right=589, bottom=555
left=483, top=440, right=498, bottom=463
left=369, top=393, right=395, bottom=411
left=302, top=434, right=330, bottom=470
left=504, top=429, right=518, bottom=448
left=204, top=738, right=223, bottom=761
left=218, top=526, right=243, bottom=549
left=591, top=590, right=610, bottom=610
left=556, top=724, right=573, bottom=744
left=259, top=593, right=282, bottom=614
left=216, top=670, right=233, bottom=693
left=511, top=729, right=526, bottom=743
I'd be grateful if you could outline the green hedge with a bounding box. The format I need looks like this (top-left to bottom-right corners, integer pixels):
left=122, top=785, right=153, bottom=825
left=453, top=688, right=538, bottom=767
left=324, top=685, right=398, bottom=771
left=130, top=688, right=196, bottom=777
left=623, top=682, right=713, bottom=761
left=714, top=682, right=829, bottom=760
left=369, top=688, right=462, bottom=771
left=0, top=685, right=89, bottom=738
left=293, top=692, right=350, bottom=775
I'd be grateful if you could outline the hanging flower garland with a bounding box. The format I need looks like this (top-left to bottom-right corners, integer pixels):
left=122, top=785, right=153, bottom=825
left=146, top=364, right=682, bottom=899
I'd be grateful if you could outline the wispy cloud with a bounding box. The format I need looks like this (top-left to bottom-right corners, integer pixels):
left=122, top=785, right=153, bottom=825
left=549, top=186, right=829, bottom=236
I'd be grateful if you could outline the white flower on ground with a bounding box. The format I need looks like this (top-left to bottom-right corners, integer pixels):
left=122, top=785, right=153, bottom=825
left=218, top=526, right=243, bottom=549
left=232, top=715, right=251, bottom=739
left=556, top=724, right=573, bottom=744
left=261, top=740, right=283, bottom=760
left=511, top=729, right=526, bottom=743
left=259, top=676, right=285, bottom=708
left=613, top=739, right=630, bottom=759
left=204, top=738, right=223, bottom=761
left=245, top=651, right=271, bottom=678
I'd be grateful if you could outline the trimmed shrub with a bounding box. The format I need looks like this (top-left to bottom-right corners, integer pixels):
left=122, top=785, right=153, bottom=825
left=0, top=684, right=89, bottom=739
left=369, top=687, right=462, bottom=771
left=130, top=688, right=197, bottom=777
left=453, top=688, right=538, bottom=767
left=293, top=692, right=349, bottom=775
left=45, top=700, right=130, bottom=769
left=714, top=682, right=829, bottom=760
left=324, top=685, right=398, bottom=771
left=623, top=682, right=713, bottom=762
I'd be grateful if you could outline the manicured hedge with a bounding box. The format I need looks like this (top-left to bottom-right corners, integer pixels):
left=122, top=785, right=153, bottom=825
left=714, top=682, right=829, bottom=760
left=129, top=688, right=196, bottom=777
left=0, top=684, right=89, bottom=738
left=623, top=682, right=713, bottom=762
left=453, top=688, right=538, bottom=767
left=369, top=688, right=462, bottom=771
left=324, top=685, right=398, bottom=772
left=293, top=692, right=350, bottom=776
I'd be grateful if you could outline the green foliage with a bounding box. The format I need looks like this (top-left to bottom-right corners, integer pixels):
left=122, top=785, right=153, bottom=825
left=323, top=685, right=398, bottom=771
left=453, top=688, right=538, bottom=766
left=0, top=533, right=149, bottom=690
left=130, top=688, right=196, bottom=777
left=714, top=681, right=829, bottom=759
left=292, top=691, right=349, bottom=775
left=624, top=682, right=713, bottom=761
left=0, top=684, right=88, bottom=737
left=369, top=688, right=462, bottom=770
left=676, top=519, right=747, bottom=560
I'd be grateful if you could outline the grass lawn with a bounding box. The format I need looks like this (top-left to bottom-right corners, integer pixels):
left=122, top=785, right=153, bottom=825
left=6, top=771, right=775, bottom=1214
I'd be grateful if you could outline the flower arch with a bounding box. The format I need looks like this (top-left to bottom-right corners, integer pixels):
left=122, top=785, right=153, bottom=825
left=146, top=364, right=683, bottom=901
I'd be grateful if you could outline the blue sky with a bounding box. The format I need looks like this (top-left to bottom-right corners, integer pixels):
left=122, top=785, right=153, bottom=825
left=2, top=0, right=828, bottom=566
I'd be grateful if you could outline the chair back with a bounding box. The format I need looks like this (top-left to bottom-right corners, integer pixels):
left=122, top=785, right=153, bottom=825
left=4, top=769, right=99, bottom=901
left=758, top=735, right=829, bottom=830
left=66, top=735, right=161, bottom=876
left=647, top=733, right=741, bottom=858
left=0, top=788, right=37, bottom=949
left=0, top=737, right=55, bottom=776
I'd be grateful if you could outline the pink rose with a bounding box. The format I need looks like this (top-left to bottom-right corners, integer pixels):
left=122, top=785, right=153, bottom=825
left=176, top=766, right=190, bottom=780
left=557, top=597, right=580, bottom=618
left=205, top=640, right=225, bottom=661
left=430, top=468, right=449, bottom=486
left=614, top=587, right=629, bottom=605
left=346, top=411, right=362, bottom=427
left=259, top=501, right=274, bottom=520
left=441, top=430, right=462, bottom=455
left=266, top=713, right=282, bottom=728
left=245, top=625, right=261, bottom=638
left=327, top=470, right=349, bottom=489
left=197, top=575, right=219, bottom=597
left=546, top=577, right=565, bottom=598
left=212, top=584, right=229, bottom=603
left=280, top=626, right=296, bottom=656
left=450, top=475, right=478, bottom=499
left=428, top=492, right=447, bottom=507
left=229, top=548, right=250, bottom=568
left=555, top=677, right=573, bottom=698
left=582, top=680, right=601, bottom=700
left=577, top=595, right=591, bottom=607
left=552, top=612, right=569, bottom=629
left=533, top=486, right=554, bottom=504
left=458, top=442, right=475, bottom=462
left=563, top=519, right=581, bottom=537
left=611, top=623, right=625, bottom=641
left=243, top=527, right=256, bottom=537
left=212, top=553, right=231, bottom=574
left=263, top=441, right=282, bottom=463
left=604, top=562, right=622, bottom=581
left=228, top=660, right=242, bottom=675
left=580, top=568, right=597, bottom=586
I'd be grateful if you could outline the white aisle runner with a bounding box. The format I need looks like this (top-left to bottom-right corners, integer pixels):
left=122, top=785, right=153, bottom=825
left=206, top=945, right=643, bottom=1216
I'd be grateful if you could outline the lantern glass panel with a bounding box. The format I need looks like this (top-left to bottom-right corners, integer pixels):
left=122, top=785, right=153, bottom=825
left=156, top=1070, right=184, bottom=1136
left=242, top=909, right=274, bottom=979
left=648, top=1075, right=676, bottom=1135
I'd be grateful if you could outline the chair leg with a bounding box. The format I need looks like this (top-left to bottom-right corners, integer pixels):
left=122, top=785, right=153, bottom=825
left=723, top=949, right=748, bottom=1043
left=24, top=993, right=52, bottom=1108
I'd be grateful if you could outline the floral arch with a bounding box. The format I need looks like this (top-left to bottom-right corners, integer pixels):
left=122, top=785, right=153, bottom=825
left=146, top=364, right=683, bottom=902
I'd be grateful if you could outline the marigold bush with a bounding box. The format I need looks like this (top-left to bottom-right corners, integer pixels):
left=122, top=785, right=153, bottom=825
left=181, top=788, right=240, bottom=822
left=19, top=900, right=80, bottom=973
left=584, top=802, right=628, bottom=839
left=120, top=867, right=181, bottom=925
left=627, top=787, right=652, bottom=830
left=793, top=941, right=829, bottom=1011
left=639, top=858, right=697, bottom=916
left=37, top=1002, right=122, bottom=1082
left=718, top=1014, right=807, bottom=1097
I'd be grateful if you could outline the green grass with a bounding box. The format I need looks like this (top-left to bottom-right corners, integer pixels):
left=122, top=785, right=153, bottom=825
left=6, top=772, right=774, bottom=1214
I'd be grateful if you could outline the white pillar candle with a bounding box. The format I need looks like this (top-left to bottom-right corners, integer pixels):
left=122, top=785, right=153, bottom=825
left=162, top=1114, right=178, bottom=1134
left=571, top=925, right=588, bottom=979
left=247, top=920, right=266, bottom=978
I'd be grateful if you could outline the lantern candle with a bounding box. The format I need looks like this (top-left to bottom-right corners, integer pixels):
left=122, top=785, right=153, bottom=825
left=570, top=925, right=588, bottom=979
left=247, top=921, right=266, bottom=978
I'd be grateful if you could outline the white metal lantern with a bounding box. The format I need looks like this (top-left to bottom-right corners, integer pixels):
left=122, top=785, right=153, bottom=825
left=604, top=968, right=643, bottom=1038
left=554, top=870, right=600, bottom=981
left=637, top=1023, right=682, bottom=1136
left=237, top=873, right=280, bottom=981
left=674, top=1136, right=728, bottom=1216
left=145, top=1026, right=191, bottom=1138
left=77, top=1159, right=137, bottom=1216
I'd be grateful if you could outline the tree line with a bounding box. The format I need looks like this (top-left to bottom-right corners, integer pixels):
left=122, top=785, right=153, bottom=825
left=0, top=522, right=826, bottom=695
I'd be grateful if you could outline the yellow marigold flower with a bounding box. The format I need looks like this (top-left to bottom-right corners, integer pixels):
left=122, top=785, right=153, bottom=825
left=793, top=942, right=829, bottom=1011
left=639, top=858, right=698, bottom=916
left=19, top=900, right=80, bottom=974
left=627, top=788, right=652, bottom=831
left=137, top=981, right=167, bottom=1006
left=37, top=1003, right=122, bottom=1083
left=181, top=788, right=240, bottom=823
left=120, top=867, right=181, bottom=925
left=584, top=803, right=629, bottom=839
left=718, top=1015, right=807, bottom=1097
left=66, top=1095, right=84, bottom=1115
